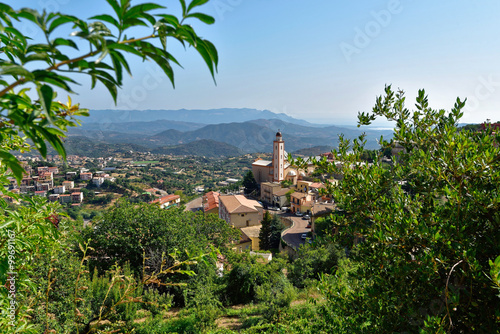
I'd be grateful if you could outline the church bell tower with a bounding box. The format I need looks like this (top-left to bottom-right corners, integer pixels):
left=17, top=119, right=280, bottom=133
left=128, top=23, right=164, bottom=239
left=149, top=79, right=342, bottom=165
left=273, top=130, right=285, bottom=182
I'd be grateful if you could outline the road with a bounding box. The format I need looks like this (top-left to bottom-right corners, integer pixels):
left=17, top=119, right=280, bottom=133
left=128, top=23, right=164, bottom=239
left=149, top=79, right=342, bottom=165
left=281, top=214, right=311, bottom=249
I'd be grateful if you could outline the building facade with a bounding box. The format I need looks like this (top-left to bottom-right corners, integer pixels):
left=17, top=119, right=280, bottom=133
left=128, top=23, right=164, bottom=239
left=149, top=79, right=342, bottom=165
left=219, top=195, right=263, bottom=228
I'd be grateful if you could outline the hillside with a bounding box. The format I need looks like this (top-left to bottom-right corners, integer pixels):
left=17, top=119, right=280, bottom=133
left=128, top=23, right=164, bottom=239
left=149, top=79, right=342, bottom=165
left=151, top=140, right=245, bottom=157
left=292, top=146, right=336, bottom=156
left=49, top=136, right=150, bottom=157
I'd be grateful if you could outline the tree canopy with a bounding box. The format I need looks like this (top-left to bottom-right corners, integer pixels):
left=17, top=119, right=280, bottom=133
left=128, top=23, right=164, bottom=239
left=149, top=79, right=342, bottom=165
left=309, top=86, right=500, bottom=332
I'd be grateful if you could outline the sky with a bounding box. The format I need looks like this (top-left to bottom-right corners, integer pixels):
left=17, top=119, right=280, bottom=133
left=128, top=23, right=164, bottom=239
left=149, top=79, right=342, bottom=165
left=8, top=0, right=500, bottom=125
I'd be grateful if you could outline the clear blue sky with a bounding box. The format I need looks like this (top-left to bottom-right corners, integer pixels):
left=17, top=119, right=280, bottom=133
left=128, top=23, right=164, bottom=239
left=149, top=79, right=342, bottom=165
left=9, top=0, right=500, bottom=125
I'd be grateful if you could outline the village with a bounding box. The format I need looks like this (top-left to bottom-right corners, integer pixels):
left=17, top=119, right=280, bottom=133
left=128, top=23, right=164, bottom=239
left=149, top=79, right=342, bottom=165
left=3, top=131, right=354, bottom=254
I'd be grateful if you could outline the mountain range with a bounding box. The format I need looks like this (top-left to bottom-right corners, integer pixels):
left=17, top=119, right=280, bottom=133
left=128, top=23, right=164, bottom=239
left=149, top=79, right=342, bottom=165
left=82, top=108, right=321, bottom=127
left=66, top=108, right=393, bottom=157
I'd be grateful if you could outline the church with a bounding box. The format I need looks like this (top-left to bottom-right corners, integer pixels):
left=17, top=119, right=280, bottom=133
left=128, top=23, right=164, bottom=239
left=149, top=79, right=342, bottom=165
left=251, top=131, right=303, bottom=185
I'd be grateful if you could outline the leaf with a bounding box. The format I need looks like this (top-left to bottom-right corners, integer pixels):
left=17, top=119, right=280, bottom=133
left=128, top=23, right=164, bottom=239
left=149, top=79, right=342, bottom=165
left=185, top=12, right=215, bottom=24
left=0, top=64, right=34, bottom=80
left=156, top=14, right=180, bottom=27
left=187, top=0, right=210, bottom=13
left=109, top=49, right=131, bottom=75
left=52, top=38, right=79, bottom=49
left=194, top=39, right=217, bottom=82
left=36, top=84, right=54, bottom=122
left=24, top=52, right=50, bottom=63
left=96, top=76, right=118, bottom=103
left=5, top=27, right=27, bottom=48
left=33, top=70, right=76, bottom=92
left=109, top=51, right=123, bottom=84
left=48, top=14, right=78, bottom=33
left=125, top=3, right=165, bottom=19
left=0, top=149, right=25, bottom=181
left=179, top=0, right=187, bottom=16
left=108, top=43, right=143, bottom=57
left=89, top=14, right=120, bottom=29
left=105, top=0, right=122, bottom=22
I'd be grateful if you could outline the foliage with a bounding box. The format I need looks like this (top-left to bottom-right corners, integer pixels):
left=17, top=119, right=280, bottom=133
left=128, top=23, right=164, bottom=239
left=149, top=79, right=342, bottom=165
left=308, top=86, right=500, bottom=332
left=259, top=211, right=285, bottom=251
left=258, top=211, right=272, bottom=250
left=255, top=258, right=296, bottom=323
left=222, top=253, right=274, bottom=306
left=86, top=201, right=238, bottom=276
left=0, top=198, right=62, bottom=331
left=242, top=171, right=259, bottom=195
left=313, top=215, right=335, bottom=237
left=288, top=242, right=344, bottom=288
left=490, top=255, right=500, bottom=298
left=285, top=189, right=295, bottom=203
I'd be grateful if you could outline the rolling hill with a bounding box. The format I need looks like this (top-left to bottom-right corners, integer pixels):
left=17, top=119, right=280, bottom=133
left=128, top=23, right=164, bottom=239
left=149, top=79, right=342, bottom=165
left=151, top=140, right=245, bottom=157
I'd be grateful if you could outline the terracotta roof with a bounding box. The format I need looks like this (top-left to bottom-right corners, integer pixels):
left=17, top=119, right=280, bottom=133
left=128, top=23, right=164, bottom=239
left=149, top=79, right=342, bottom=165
left=240, top=225, right=262, bottom=238
left=291, top=192, right=308, bottom=199
left=274, top=188, right=291, bottom=197
left=203, top=191, right=220, bottom=212
left=151, top=194, right=180, bottom=205
left=219, top=195, right=262, bottom=214
left=310, top=182, right=325, bottom=189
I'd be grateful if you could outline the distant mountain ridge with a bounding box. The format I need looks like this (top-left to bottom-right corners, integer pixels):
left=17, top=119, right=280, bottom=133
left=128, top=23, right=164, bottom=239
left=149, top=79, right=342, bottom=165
left=83, top=108, right=319, bottom=127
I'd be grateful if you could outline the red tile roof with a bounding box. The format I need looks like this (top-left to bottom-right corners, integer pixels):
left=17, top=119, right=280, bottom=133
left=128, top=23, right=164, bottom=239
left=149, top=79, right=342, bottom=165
left=151, top=194, right=180, bottom=205
left=203, top=191, right=220, bottom=212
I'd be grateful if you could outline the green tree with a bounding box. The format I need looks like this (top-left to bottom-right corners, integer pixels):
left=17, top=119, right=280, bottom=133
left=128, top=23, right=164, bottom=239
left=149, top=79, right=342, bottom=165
left=242, top=170, right=259, bottom=195
left=259, top=211, right=285, bottom=251
left=268, top=213, right=285, bottom=250
left=288, top=242, right=344, bottom=288
left=259, top=211, right=273, bottom=250
left=86, top=201, right=238, bottom=275
left=309, top=86, right=500, bottom=332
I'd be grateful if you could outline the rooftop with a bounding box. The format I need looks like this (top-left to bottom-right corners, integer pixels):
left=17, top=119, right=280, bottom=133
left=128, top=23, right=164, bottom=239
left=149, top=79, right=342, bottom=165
left=203, top=191, right=220, bottom=212
left=220, top=194, right=262, bottom=214
left=151, top=194, right=180, bottom=205
left=252, top=159, right=272, bottom=167
left=240, top=225, right=262, bottom=238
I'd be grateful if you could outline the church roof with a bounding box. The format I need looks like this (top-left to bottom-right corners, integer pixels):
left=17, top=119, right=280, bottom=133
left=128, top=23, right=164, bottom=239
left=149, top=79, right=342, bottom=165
left=252, top=159, right=272, bottom=167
